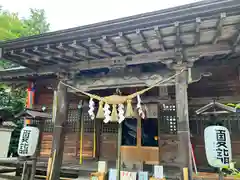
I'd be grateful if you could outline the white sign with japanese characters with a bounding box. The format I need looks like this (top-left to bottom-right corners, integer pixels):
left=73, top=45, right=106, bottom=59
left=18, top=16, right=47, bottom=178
left=18, top=126, right=40, bottom=157
left=204, top=125, right=232, bottom=168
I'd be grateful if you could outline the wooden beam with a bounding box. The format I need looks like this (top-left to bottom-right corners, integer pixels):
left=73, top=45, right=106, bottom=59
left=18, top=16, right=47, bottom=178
left=39, top=43, right=233, bottom=73
left=49, top=82, right=69, bottom=180
left=212, top=13, right=226, bottom=44
left=95, top=118, right=101, bottom=160
left=116, top=122, right=122, bottom=180
left=175, top=67, right=192, bottom=179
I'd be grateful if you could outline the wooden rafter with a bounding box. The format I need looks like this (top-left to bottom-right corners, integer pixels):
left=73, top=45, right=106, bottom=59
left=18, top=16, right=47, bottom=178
left=136, top=29, right=151, bottom=52
left=232, top=29, right=240, bottom=52
left=3, top=53, right=36, bottom=70
left=56, top=43, right=85, bottom=61
left=174, top=22, right=185, bottom=62
left=154, top=26, right=165, bottom=51
left=212, top=13, right=226, bottom=44
left=44, top=44, right=64, bottom=54
left=102, top=35, right=125, bottom=56
left=88, top=38, right=112, bottom=57
left=195, top=17, right=201, bottom=46
left=118, top=32, right=139, bottom=54
left=37, top=43, right=232, bottom=73
left=67, top=40, right=98, bottom=59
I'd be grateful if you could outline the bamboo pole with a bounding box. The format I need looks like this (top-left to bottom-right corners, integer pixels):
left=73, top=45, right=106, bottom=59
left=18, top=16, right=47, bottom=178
left=183, top=167, right=189, bottom=180
left=79, top=108, right=84, bottom=164
left=93, top=118, right=96, bottom=158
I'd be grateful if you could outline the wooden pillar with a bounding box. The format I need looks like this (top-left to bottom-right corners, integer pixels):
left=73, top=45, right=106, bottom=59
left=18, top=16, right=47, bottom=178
left=157, top=103, right=162, bottom=164
left=136, top=115, right=142, bottom=148
left=175, top=68, right=192, bottom=179
left=30, top=120, right=44, bottom=180
left=49, top=81, right=69, bottom=180
left=158, top=86, right=168, bottom=164
left=95, top=119, right=102, bottom=160
left=116, top=123, right=122, bottom=180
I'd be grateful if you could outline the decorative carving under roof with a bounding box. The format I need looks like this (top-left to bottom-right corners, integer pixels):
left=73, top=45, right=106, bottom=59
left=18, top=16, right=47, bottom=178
left=67, top=67, right=208, bottom=91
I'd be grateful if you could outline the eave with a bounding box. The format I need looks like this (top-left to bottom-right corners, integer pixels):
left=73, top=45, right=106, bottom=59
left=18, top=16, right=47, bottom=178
left=0, top=0, right=240, bottom=78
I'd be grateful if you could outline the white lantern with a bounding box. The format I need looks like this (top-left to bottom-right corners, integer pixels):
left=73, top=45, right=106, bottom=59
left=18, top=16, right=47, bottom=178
left=204, top=125, right=232, bottom=168
left=18, top=126, right=40, bottom=157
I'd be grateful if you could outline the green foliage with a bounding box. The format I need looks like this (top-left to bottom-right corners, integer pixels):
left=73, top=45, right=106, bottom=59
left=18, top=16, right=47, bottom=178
left=0, top=10, right=24, bottom=40
left=8, top=120, right=24, bottom=157
left=0, top=6, right=50, bottom=156
left=0, top=7, right=50, bottom=40
left=0, top=84, right=26, bottom=157
left=0, top=7, right=50, bottom=68
left=0, top=84, right=26, bottom=114
left=221, top=163, right=240, bottom=178
left=23, top=8, right=50, bottom=36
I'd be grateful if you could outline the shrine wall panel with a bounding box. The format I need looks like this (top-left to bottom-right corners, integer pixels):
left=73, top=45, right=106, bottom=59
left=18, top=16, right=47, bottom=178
left=100, top=133, right=117, bottom=160
left=40, top=132, right=94, bottom=161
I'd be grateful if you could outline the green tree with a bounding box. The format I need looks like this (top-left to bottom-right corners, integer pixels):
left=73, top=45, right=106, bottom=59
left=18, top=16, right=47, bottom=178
left=0, top=7, right=50, bottom=40
left=0, top=6, right=50, bottom=156
left=0, top=7, right=50, bottom=68
left=23, top=8, right=50, bottom=36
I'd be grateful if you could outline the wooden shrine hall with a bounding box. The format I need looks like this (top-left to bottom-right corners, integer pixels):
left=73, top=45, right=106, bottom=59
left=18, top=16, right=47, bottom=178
left=1, top=0, right=240, bottom=179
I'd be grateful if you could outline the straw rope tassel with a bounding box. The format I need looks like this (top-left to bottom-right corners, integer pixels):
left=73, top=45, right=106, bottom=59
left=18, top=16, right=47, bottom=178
left=125, top=99, right=134, bottom=118
left=96, top=101, right=104, bottom=119
left=111, top=104, right=118, bottom=121
left=79, top=113, right=84, bottom=164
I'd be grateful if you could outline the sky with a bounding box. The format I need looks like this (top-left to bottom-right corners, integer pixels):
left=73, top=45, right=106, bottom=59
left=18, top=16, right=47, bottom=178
left=1, top=0, right=201, bottom=31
